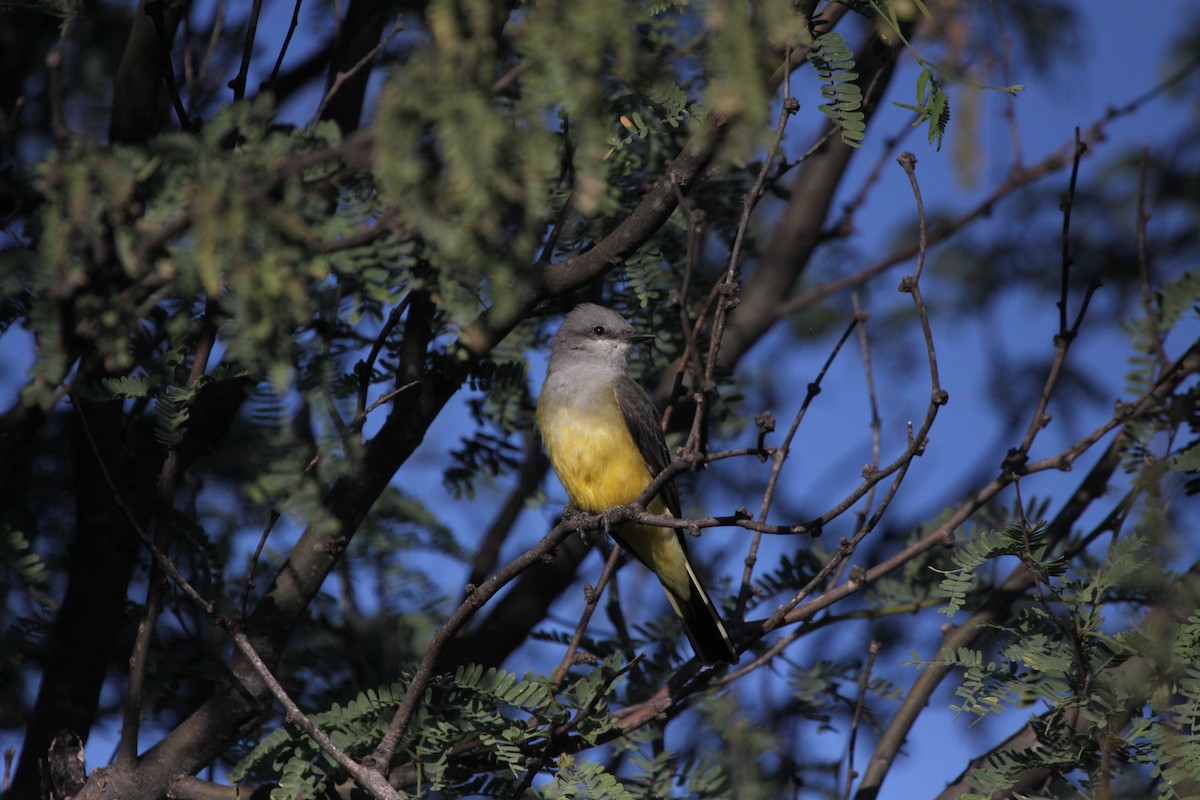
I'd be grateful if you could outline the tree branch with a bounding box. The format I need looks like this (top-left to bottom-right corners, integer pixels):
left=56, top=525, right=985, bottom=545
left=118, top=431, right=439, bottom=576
left=718, top=21, right=910, bottom=368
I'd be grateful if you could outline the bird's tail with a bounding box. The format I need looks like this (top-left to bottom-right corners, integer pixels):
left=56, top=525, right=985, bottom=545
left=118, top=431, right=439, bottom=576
left=663, top=560, right=738, bottom=666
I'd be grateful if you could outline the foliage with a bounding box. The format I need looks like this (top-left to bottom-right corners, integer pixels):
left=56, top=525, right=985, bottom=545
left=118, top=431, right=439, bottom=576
left=807, top=29, right=867, bottom=148
left=894, top=67, right=952, bottom=151
left=0, top=526, right=51, bottom=607
left=1, top=2, right=1198, bottom=800
left=227, top=656, right=735, bottom=799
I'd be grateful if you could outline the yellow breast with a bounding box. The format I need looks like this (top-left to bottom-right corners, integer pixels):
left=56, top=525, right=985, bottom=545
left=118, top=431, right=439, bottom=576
left=537, top=382, right=687, bottom=598
left=537, top=386, right=653, bottom=512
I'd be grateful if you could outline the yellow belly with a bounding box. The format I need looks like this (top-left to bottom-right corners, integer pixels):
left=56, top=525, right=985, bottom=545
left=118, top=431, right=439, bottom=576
left=538, top=392, right=651, bottom=512
left=537, top=389, right=689, bottom=598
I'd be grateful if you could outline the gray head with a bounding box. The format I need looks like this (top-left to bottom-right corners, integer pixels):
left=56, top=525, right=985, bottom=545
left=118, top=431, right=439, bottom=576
left=547, top=304, right=654, bottom=373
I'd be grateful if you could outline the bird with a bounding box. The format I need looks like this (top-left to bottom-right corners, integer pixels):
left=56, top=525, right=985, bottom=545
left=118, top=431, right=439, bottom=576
left=536, top=303, right=738, bottom=665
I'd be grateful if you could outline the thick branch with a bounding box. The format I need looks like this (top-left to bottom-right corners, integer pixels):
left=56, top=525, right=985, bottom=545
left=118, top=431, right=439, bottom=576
left=110, top=0, right=184, bottom=144
left=9, top=401, right=145, bottom=799
left=318, top=0, right=393, bottom=133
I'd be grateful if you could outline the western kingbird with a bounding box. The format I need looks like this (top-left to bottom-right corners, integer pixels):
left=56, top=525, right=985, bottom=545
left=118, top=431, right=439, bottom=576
left=537, top=304, right=737, bottom=665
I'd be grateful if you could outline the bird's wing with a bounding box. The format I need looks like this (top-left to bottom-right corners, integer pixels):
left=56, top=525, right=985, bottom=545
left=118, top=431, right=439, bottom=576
left=613, top=375, right=681, bottom=517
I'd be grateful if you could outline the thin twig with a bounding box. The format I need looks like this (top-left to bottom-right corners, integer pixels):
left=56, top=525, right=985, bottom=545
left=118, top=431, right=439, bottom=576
left=843, top=641, right=880, bottom=800
left=75, top=401, right=402, bottom=800
left=492, top=60, right=531, bottom=95
left=264, top=0, right=305, bottom=91
left=687, top=50, right=800, bottom=455
left=117, top=310, right=218, bottom=765
left=735, top=316, right=859, bottom=614
left=850, top=292, right=881, bottom=532
left=238, top=511, right=281, bottom=618
left=775, top=58, right=1200, bottom=321
left=366, top=521, right=579, bottom=775
left=538, top=190, right=576, bottom=264
left=228, top=0, right=263, bottom=100
left=1057, top=128, right=1086, bottom=338
left=821, top=293, right=882, bottom=594
left=312, top=17, right=404, bottom=126
left=662, top=180, right=708, bottom=428
left=609, top=347, right=1199, bottom=774
left=896, top=153, right=945, bottom=404
left=991, top=1, right=1024, bottom=167
left=230, top=629, right=401, bottom=799
left=825, top=122, right=914, bottom=239
left=357, top=295, right=412, bottom=418
left=1008, top=133, right=1099, bottom=467
left=465, top=421, right=548, bottom=591
left=189, top=0, right=225, bottom=117
left=550, top=546, right=623, bottom=687
left=146, top=0, right=197, bottom=132
left=1136, top=143, right=1169, bottom=371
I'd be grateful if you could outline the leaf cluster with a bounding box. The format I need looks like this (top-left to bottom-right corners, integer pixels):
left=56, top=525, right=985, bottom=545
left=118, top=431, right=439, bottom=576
left=229, top=656, right=733, bottom=799
left=807, top=29, right=867, bottom=148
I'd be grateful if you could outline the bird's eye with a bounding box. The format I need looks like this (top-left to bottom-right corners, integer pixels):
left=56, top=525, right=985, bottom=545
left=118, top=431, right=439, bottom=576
left=592, top=325, right=606, bottom=336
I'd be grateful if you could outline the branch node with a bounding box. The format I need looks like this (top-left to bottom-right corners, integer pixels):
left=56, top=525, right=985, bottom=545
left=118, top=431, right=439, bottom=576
left=755, top=411, right=775, bottom=461
left=1002, top=448, right=1028, bottom=475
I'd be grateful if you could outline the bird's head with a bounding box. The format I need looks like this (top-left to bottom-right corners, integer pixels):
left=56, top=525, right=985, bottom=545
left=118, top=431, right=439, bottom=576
left=548, top=303, right=655, bottom=371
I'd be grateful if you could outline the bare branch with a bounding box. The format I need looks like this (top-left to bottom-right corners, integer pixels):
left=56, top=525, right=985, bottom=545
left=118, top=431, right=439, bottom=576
left=735, top=315, right=859, bottom=612
left=843, top=641, right=880, bottom=800
left=227, top=0, right=264, bottom=101
left=550, top=545, right=623, bottom=687
left=312, top=17, right=404, bottom=128
left=775, top=58, right=1200, bottom=323
left=1136, top=143, right=1170, bottom=371
left=263, top=0, right=305, bottom=92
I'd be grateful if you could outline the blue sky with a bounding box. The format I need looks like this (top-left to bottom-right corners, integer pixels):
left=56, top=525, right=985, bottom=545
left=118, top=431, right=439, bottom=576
left=398, top=3, right=1199, bottom=795
left=2, top=1, right=1197, bottom=797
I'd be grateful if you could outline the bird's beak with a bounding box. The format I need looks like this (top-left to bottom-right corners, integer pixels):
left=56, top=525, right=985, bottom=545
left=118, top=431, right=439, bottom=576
left=629, top=332, right=655, bottom=345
